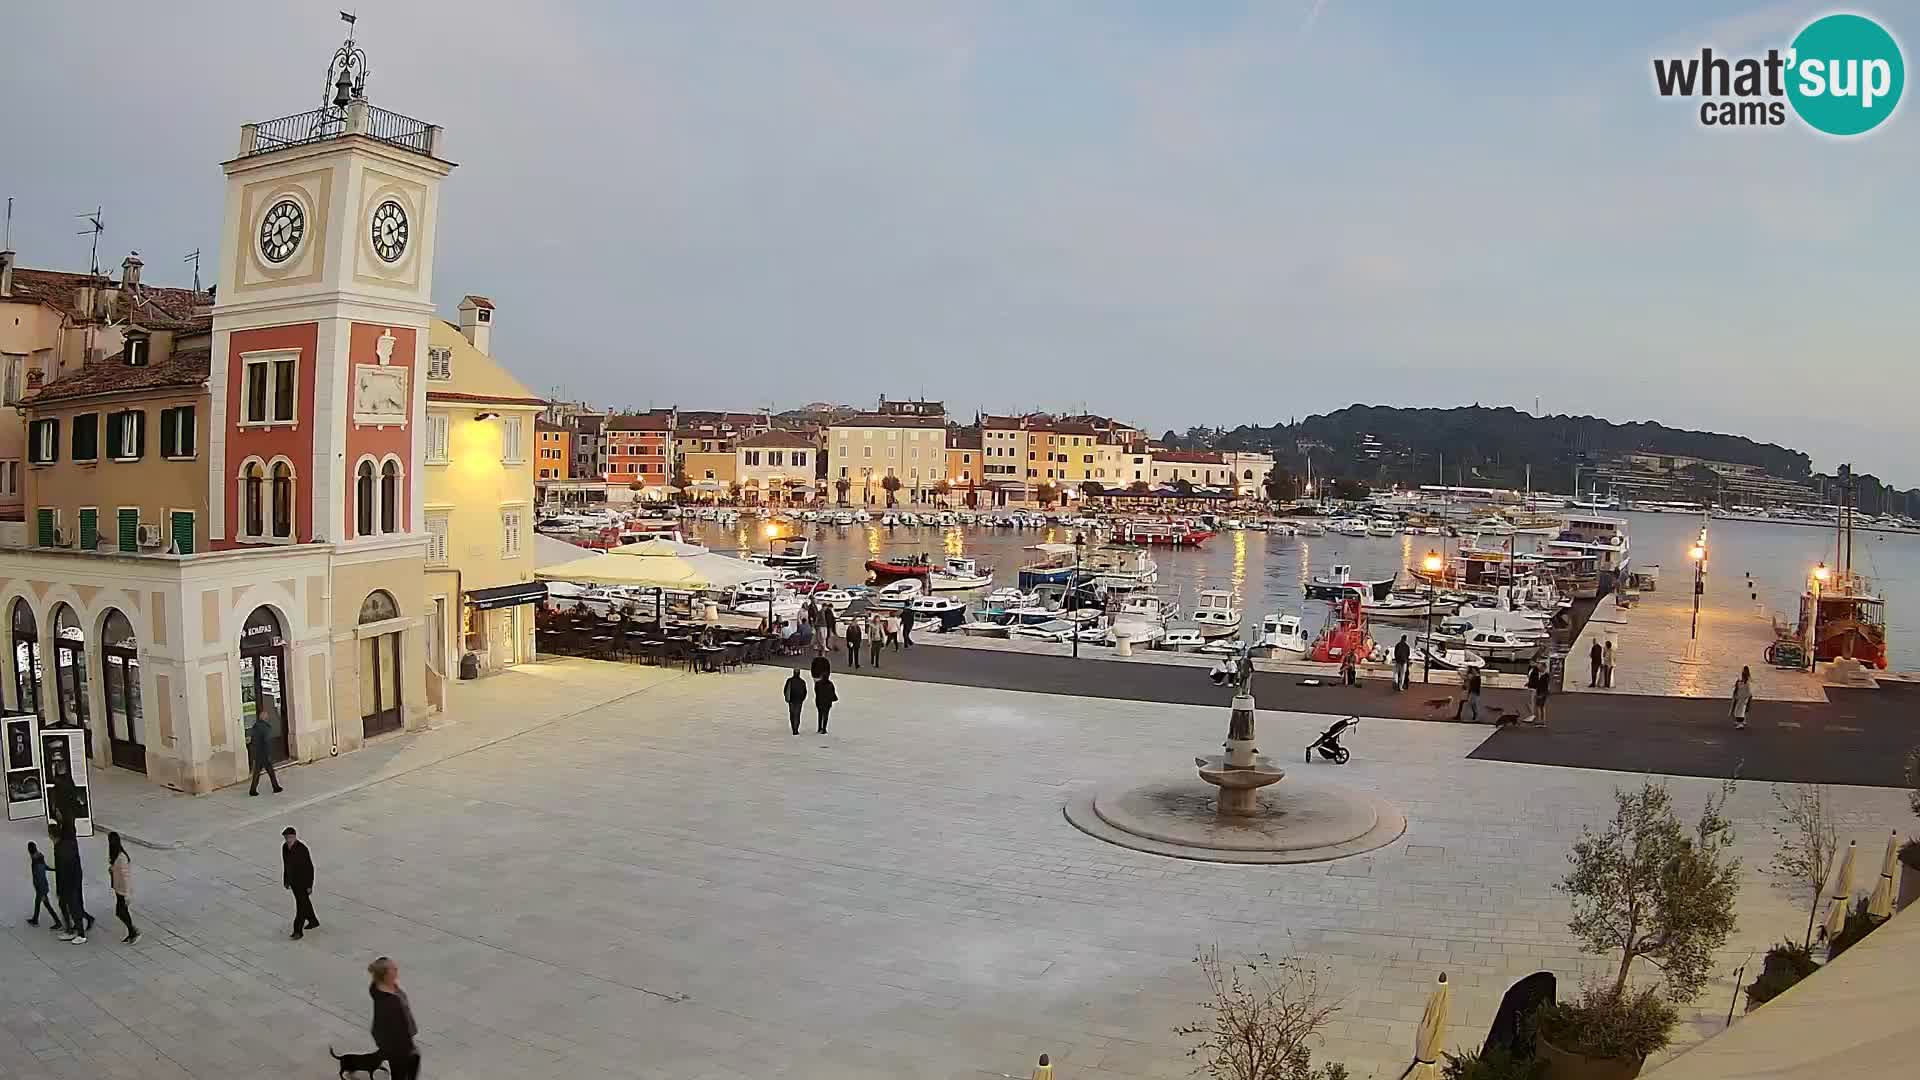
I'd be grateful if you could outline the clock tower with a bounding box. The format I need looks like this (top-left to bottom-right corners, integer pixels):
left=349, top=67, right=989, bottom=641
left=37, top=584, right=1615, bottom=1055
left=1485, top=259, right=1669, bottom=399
left=210, top=24, right=453, bottom=742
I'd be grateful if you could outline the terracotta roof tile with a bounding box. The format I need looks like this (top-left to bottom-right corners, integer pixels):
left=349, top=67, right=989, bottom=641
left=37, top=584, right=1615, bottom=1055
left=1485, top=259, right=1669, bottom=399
left=829, top=413, right=947, bottom=429
left=460, top=295, right=495, bottom=310
left=739, top=429, right=817, bottom=449
left=4, top=267, right=210, bottom=331
left=606, top=412, right=674, bottom=431
left=27, top=345, right=211, bottom=404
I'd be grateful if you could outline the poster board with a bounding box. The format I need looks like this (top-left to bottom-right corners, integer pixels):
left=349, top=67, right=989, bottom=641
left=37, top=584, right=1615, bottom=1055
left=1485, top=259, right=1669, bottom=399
left=38, top=728, right=92, bottom=837
left=2, top=713, right=43, bottom=822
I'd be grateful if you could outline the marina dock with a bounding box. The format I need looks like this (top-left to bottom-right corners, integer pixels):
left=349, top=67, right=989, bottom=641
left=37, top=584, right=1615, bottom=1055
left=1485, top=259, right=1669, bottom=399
left=1566, top=562, right=1826, bottom=702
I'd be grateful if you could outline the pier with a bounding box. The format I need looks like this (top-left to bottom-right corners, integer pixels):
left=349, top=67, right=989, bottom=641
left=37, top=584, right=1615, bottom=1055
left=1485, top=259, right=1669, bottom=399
left=1565, top=559, right=1827, bottom=702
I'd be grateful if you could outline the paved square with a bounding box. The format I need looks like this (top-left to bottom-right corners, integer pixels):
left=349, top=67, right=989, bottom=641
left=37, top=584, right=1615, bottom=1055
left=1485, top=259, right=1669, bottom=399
left=2, top=660, right=1909, bottom=1079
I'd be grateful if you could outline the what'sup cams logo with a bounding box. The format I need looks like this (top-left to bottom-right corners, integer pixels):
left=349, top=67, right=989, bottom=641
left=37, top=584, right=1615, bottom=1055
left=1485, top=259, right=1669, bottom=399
left=1653, top=12, right=1903, bottom=135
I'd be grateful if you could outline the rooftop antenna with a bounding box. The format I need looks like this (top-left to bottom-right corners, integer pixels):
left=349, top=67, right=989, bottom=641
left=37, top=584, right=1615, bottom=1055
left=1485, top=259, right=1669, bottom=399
left=76, top=206, right=104, bottom=276
left=183, top=248, right=202, bottom=293
left=3, top=197, right=12, bottom=249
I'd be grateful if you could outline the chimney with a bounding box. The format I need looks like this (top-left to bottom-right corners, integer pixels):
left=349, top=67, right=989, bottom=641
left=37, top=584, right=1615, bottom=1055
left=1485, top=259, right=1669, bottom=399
left=457, top=295, right=494, bottom=353
left=121, top=252, right=143, bottom=288
left=0, top=250, right=14, bottom=297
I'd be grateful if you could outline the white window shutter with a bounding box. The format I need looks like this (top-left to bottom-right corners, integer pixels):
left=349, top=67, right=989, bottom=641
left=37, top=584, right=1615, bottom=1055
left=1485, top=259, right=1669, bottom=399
left=502, top=510, right=521, bottom=557
left=426, top=514, right=450, bottom=565
left=502, top=417, right=523, bottom=462
left=429, top=414, right=449, bottom=462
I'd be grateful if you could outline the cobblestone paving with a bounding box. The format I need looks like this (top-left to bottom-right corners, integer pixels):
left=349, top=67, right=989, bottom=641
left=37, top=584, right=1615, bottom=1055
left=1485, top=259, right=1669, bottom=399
left=2, top=661, right=1908, bottom=1079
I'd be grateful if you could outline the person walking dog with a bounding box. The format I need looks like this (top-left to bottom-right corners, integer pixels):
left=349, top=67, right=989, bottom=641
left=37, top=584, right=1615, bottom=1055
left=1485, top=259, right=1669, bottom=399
left=368, top=956, right=421, bottom=1080
left=783, top=668, right=808, bottom=735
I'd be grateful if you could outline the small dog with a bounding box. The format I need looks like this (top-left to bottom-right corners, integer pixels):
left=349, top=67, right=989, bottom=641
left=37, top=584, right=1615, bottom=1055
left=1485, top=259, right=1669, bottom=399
left=329, top=1047, right=388, bottom=1079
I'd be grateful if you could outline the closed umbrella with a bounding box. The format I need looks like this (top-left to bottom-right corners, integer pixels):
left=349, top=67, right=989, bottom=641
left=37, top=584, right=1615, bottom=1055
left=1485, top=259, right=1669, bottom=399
left=1400, top=972, right=1449, bottom=1080
left=1822, top=839, right=1856, bottom=939
left=1867, top=830, right=1899, bottom=920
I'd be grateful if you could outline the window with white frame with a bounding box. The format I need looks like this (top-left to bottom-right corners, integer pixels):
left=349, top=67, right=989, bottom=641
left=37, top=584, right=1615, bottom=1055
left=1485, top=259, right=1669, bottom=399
left=501, top=416, right=524, bottom=463
left=501, top=507, right=523, bottom=558
left=2, top=354, right=24, bottom=405
left=242, top=352, right=297, bottom=424
left=0, top=460, right=17, bottom=497
left=425, top=412, right=450, bottom=463
left=425, top=512, right=450, bottom=565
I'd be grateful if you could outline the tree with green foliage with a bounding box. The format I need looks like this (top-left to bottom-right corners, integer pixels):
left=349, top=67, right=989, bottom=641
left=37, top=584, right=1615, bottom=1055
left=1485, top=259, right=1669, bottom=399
left=834, top=477, right=851, bottom=504
left=880, top=474, right=902, bottom=506
left=1034, top=482, right=1058, bottom=508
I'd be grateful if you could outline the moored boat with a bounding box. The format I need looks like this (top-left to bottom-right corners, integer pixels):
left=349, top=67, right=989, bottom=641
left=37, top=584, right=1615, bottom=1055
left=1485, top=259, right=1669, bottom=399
left=1257, top=613, right=1311, bottom=659
left=866, top=552, right=933, bottom=585
left=1190, top=589, right=1243, bottom=639
left=928, top=556, right=993, bottom=591
left=1305, top=564, right=1396, bottom=603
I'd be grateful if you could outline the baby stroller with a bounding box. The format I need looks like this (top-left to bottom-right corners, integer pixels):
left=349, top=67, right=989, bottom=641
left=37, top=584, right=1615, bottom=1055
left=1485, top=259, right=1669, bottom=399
left=1305, top=716, right=1357, bottom=764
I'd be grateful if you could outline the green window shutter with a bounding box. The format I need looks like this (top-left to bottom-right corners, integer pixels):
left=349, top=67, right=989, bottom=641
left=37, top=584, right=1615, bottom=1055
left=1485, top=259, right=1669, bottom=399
left=170, top=511, right=195, bottom=555
left=35, top=508, right=55, bottom=546
left=117, top=508, right=139, bottom=552
left=132, top=411, right=146, bottom=459
left=78, top=508, right=98, bottom=550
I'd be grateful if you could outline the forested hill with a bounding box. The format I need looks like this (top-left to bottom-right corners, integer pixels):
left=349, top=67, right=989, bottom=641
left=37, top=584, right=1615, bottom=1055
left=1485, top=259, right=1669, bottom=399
left=1164, top=405, right=1813, bottom=493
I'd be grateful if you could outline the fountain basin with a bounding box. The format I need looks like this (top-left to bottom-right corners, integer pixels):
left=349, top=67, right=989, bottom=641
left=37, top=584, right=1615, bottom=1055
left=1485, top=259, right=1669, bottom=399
left=1064, top=776, right=1406, bottom=864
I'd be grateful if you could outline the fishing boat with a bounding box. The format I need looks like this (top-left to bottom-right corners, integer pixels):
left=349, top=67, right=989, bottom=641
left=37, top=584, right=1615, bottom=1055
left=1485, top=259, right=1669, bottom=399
left=1190, top=589, right=1243, bottom=639
left=865, top=552, right=934, bottom=586
left=1362, top=592, right=1460, bottom=621
left=908, top=594, right=969, bottom=630
left=1790, top=468, right=1889, bottom=669
left=1015, top=543, right=1079, bottom=590
left=1111, top=519, right=1215, bottom=547
left=1157, top=625, right=1207, bottom=651
left=928, top=556, right=994, bottom=591
left=1257, top=613, right=1311, bottom=659
left=1415, top=640, right=1487, bottom=671
left=958, top=612, right=1017, bottom=637
left=1307, top=595, right=1373, bottom=664
left=1305, top=565, right=1396, bottom=603
left=1544, top=515, right=1631, bottom=597
left=870, top=579, right=925, bottom=608
left=981, top=587, right=1038, bottom=613
left=1080, top=545, right=1158, bottom=591
left=762, top=536, right=819, bottom=570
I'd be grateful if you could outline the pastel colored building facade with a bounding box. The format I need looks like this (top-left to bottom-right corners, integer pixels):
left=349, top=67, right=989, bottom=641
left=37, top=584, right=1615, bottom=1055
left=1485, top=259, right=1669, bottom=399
left=735, top=429, right=815, bottom=504
left=826, top=414, right=947, bottom=505
left=535, top=420, right=570, bottom=481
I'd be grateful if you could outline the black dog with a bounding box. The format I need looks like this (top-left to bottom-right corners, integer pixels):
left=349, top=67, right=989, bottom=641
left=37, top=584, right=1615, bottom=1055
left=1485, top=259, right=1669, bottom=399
left=329, top=1047, right=387, bottom=1079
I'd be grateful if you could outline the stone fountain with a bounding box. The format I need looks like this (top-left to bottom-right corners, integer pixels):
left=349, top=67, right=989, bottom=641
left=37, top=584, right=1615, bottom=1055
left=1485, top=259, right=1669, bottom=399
left=1063, top=645, right=1407, bottom=864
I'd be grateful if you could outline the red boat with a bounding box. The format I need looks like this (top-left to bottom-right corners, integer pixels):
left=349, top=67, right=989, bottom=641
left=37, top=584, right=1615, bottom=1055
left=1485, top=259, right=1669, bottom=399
left=1112, top=520, right=1215, bottom=547
left=1308, top=596, right=1374, bottom=664
left=865, top=554, right=933, bottom=585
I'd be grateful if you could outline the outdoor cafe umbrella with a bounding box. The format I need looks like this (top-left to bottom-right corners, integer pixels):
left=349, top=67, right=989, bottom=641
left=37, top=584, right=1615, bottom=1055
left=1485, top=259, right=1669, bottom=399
left=1822, top=839, right=1857, bottom=939
left=535, top=538, right=767, bottom=590
left=1400, top=972, right=1450, bottom=1080
left=1866, top=830, right=1900, bottom=920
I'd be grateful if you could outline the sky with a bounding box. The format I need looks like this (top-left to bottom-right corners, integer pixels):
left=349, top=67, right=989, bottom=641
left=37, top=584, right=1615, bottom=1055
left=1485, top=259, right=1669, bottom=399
left=3, top=2, right=1916, bottom=485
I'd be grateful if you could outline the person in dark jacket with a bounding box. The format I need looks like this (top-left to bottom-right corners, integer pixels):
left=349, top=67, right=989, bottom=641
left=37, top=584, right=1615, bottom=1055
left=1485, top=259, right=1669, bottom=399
left=814, top=672, right=837, bottom=733
left=27, top=841, right=62, bottom=931
left=818, top=604, right=837, bottom=648
left=844, top=617, right=863, bottom=669
left=1589, top=639, right=1604, bottom=687
left=809, top=654, right=831, bottom=681
left=247, top=714, right=282, bottom=796
left=53, top=818, right=92, bottom=943
left=368, top=956, right=420, bottom=1080
left=868, top=615, right=883, bottom=668
left=1392, top=636, right=1412, bottom=690
left=900, top=604, right=917, bottom=648
left=783, top=669, right=808, bottom=735
left=282, top=827, right=319, bottom=939
left=1524, top=661, right=1551, bottom=726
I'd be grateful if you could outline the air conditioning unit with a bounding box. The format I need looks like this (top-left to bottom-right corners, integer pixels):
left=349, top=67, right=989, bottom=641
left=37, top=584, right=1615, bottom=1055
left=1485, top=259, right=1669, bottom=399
left=137, top=523, right=165, bottom=549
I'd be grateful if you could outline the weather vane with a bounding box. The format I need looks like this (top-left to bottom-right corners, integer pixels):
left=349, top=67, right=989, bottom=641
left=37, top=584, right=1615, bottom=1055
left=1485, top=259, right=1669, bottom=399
left=323, top=10, right=369, bottom=114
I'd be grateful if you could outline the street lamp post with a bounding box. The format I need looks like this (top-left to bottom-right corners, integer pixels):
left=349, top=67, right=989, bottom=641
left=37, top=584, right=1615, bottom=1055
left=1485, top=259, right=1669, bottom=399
left=1807, top=561, right=1829, bottom=672
left=1686, top=540, right=1707, bottom=659
left=1072, top=530, right=1085, bottom=659
left=1421, top=549, right=1443, bottom=683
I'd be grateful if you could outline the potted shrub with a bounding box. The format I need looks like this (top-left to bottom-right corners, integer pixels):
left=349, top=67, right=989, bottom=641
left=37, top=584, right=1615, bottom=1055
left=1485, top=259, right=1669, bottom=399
left=1540, top=782, right=1740, bottom=1080
left=1898, top=838, right=1920, bottom=912
left=1742, top=941, right=1818, bottom=1011
left=1442, top=1046, right=1546, bottom=1080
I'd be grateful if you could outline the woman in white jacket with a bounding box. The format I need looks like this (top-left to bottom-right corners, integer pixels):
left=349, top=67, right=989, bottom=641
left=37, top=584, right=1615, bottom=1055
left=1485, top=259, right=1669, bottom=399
left=108, top=832, right=139, bottom=944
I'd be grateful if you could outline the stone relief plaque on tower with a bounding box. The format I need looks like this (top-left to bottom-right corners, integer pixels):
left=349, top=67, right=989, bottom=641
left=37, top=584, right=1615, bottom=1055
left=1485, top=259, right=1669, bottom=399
left=352, top=328, right=409, bottom=427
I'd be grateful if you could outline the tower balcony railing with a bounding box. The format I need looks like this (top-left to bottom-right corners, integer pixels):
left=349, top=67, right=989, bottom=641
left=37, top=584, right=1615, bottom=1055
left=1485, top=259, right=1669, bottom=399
left=239, top=102, right=440, bottom=159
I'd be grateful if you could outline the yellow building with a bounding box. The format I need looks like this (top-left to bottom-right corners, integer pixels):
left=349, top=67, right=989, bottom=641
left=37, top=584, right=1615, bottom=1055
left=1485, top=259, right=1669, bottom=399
left=736, top=430, right=816, bottom=504
left=422, top=299, right=544, bottom=701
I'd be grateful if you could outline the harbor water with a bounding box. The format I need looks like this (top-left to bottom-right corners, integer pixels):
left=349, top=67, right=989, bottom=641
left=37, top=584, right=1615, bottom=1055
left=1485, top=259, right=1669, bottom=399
left=669, top=509, right=1920, bottom=670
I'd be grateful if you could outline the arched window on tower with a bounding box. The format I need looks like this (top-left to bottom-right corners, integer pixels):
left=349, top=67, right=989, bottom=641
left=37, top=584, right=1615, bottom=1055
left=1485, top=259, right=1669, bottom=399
left=243, top=461, right=265, bottom=538
left=271, top=461, right=295, bottom=539
left=356, top=460, right=376, bottom=537
left=380, top=459, right=401, bottom=534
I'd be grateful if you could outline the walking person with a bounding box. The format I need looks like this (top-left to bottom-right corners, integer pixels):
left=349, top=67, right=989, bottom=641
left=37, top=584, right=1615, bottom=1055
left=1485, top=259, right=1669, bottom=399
left=1588, top=639, right=1604, bottom=687
left=901, top=603, right=917, bottom=649
left=883, top=611, right=900, bottom=650
left=1524, top=660, right=1551, bottom=726
left=1601, top=638, right=1615, bottom=688
left=819, top=604, right=837, bottom=649
left=1731, top=665, right=1754, bottom=730
left=844, top=616, right=863, bottom=669
left=26, top=841, right=62, bottom=931
left=367, top=956, right=421, bottom=1080
left=783, top=668, right=808, bottom=735
left=1339, top=647, right=1358, bottom=687
left=1463, top=670, right=1484, bottom=724
left=247, top=712, right=282, bottom=796
left=282, top=827, right=319, bottom=940
left=1392, top=635, right=1411, bottom=691
left=108, top=832, right=139, bottom=944
left=53, top=818, right=92, bottom=944
left=868, top=615, right=884, bottom=668
left=814, top=670, right=837, bottom=734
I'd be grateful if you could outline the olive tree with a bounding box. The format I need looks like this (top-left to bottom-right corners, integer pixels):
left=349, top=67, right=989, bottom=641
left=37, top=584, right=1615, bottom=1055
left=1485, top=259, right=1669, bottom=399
left=1175, top=947, right=1347, bottom=1080
left=1768, top=784, right=1838, bottom=948
left=1558, top=781, right=1741, bottom=1002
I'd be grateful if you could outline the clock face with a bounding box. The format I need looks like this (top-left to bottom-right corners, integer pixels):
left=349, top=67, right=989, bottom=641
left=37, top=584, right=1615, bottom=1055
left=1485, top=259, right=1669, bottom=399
left=370, top=200, right=409, bottom=263
left=259, top=199, right=305, bottom=264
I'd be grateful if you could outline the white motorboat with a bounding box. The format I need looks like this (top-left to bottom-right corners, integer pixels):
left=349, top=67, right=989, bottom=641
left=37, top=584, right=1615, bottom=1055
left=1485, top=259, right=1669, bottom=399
left=908, top=594, right=968, bottom=630
left=928, top=556, right=994, bottom=591
left=1190, top=589, right=1243, bottom=638
left=982, top=587, right=1038, bottom=612
left=814, top=588, right=855, bottom=614
left=1157, top=625, right=1207, bottom=651
left=1292, top=520, right=1327, bottom=537
left=853, top=510, right=871, bottom=523
left=1112, top=591, right=1178, bottom=638
left=898, top=512, right=918, bottom=526
left=1366, top=521, right=1399, bottom=537
left=870, top=579, right=925, bottom=608
left=1257, top=613, right=1311, bottom=658
left=958, top=613, right=1016, bottom=637
left=937, top=512, right=958, bottom=526
left=1415, top=641, right=1486, bottom=672
left=1266, top=522, right=1298, bottom=537
left=1362, top=593, right=1460, bottom=620
left=1011, top=619, right=1079, bottom=643
left=1434, top=626, right=1545, bottom=663
left=731, top=593, right=804, bottom=620
left=762, top=536, right=819, bottom=570
left=832, top=511, right=855, bottom=525
left=1081, top=545, right=1158, bottom=591
left=880, top=513, right=898, bottom=527
left=1331, top=518, right=1372, bottom=537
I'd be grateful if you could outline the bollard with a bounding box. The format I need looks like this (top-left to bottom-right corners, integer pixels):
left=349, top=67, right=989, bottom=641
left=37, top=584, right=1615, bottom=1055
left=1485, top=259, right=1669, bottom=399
left=1116, top=634, right=1133, bottom=657
left=1033, top=1053, right=1053, bottom=1080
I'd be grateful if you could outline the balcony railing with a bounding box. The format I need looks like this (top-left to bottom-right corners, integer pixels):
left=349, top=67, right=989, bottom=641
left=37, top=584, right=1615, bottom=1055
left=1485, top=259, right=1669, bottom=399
left=242, top=104, right=437, bottom=158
